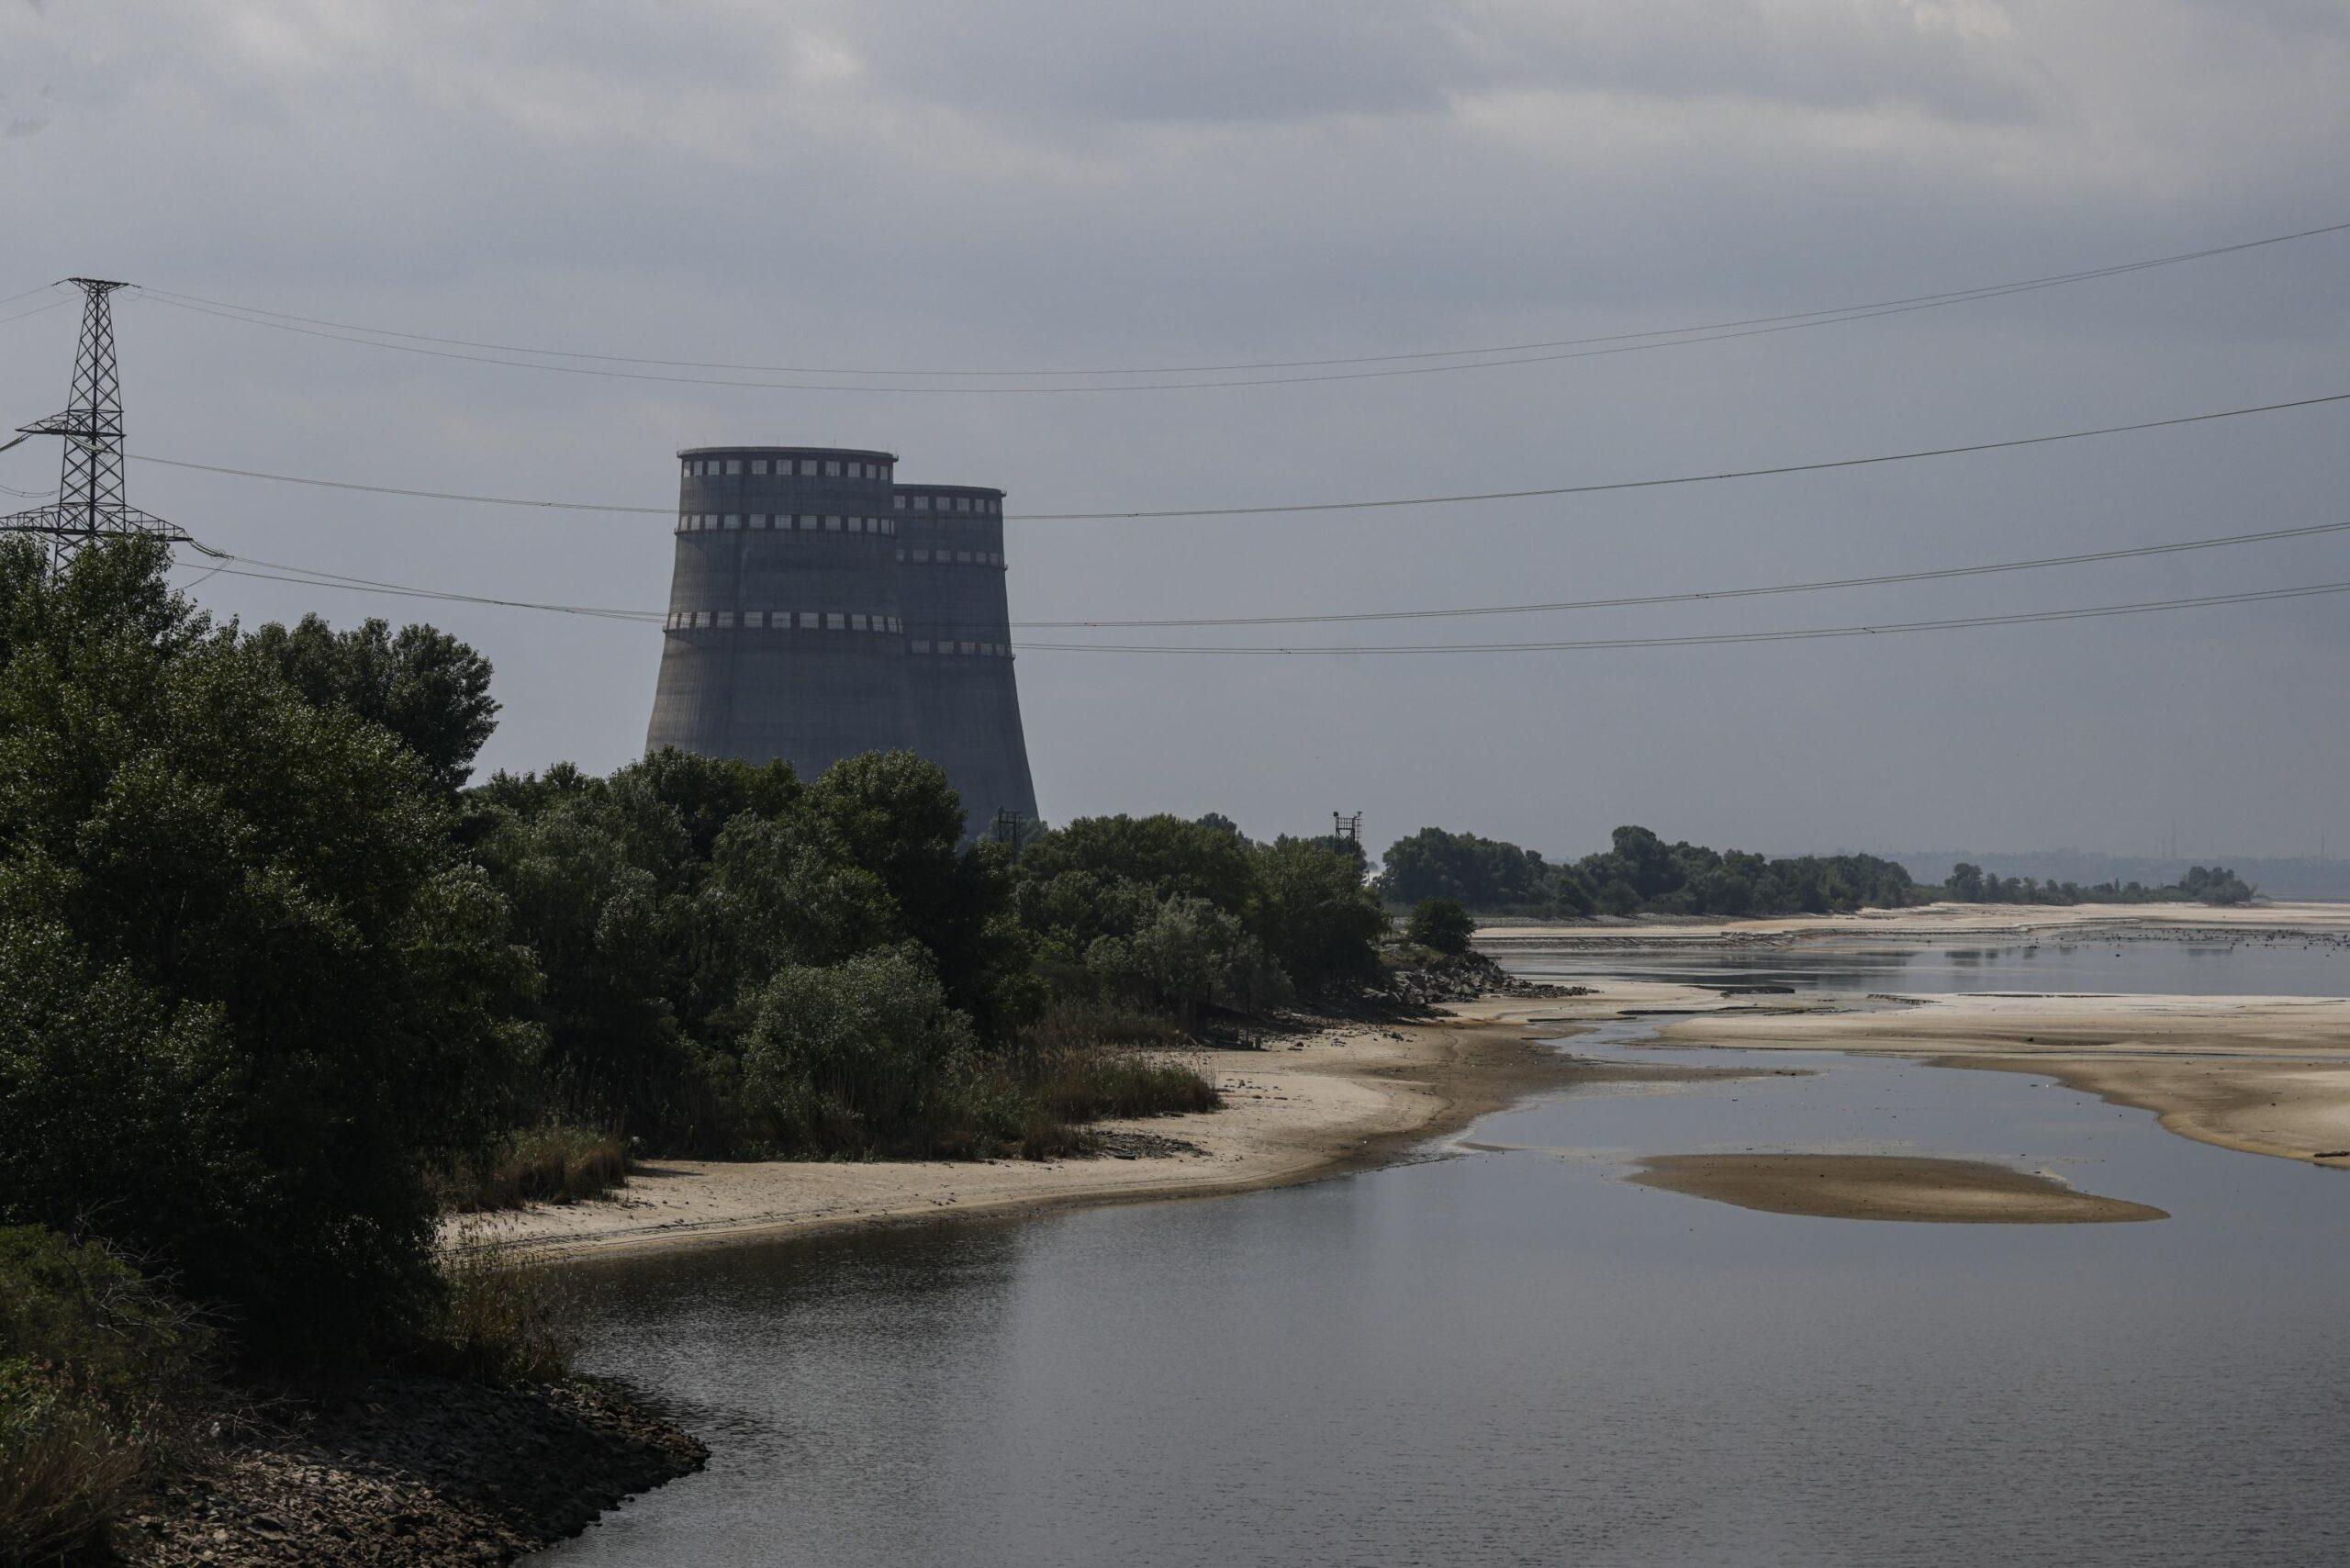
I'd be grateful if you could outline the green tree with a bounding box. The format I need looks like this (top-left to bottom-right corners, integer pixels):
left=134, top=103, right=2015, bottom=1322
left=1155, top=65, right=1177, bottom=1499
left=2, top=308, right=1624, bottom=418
left=1376, top=826, right=1550, bottom=908
left=1405, top=897, right=1475, bottom=956
left=737, top=945, right=979, bottom=1155
left=1257, top=837, right=1386, bottom=995
left=0, top=539, right=537, bottom=1356
left=246, top=613, right=498, bottom=792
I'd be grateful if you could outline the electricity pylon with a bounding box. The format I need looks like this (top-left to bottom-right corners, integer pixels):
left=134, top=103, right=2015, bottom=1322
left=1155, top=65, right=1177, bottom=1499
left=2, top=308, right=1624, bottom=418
left=2, top=278, right=183, bottom=569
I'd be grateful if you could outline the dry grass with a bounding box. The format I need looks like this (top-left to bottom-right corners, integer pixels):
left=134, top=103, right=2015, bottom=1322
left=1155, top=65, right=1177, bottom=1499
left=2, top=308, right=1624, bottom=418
left=0, top=1226, right=211, bottom=1566
left=432, top=1126, right=629, bottom=1214
left=421, top=1226, right=582, bottom=1387
left=1034, top=1049, right=1222, bottom=1123
left=0, top=1365, right=151, bottom=1567
left=1010, top=1001, right=1222, bottom=1137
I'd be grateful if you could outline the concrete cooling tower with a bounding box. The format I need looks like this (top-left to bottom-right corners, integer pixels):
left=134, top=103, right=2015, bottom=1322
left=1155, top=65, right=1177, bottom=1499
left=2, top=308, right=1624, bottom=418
left=893, top=482, right=1038, bottom=839
left=645, top=444, right=1039, bottom=836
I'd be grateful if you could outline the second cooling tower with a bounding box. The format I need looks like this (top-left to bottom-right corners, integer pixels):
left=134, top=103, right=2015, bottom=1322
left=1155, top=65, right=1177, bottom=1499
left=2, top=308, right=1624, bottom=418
left=645, top=444, right=1038, bottom=835
left=894, top=483, right=1038, bottom=835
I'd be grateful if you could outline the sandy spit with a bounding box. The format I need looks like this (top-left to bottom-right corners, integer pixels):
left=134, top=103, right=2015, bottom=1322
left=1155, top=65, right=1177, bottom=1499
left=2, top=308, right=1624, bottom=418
left=1627, top=1153, right=2168, bottom=1224
left=1656, top=991, right=2350, bottom=1168
left=471, top=997, right=1628, bottom=1261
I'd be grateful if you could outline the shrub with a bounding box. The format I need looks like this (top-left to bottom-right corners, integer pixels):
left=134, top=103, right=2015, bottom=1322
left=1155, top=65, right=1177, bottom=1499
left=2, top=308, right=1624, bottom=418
left=737, top=945, right=981, bottom=1157
left=0, top=1226, right=208, bottom=1565
left=1031, top=1049, right=1221, bottom=1123
left=420, top=1228, right=580, bottom=1386
left=431, top=1126, right=629, bottom=1214
left=1404, top=898, right=1475, bottom=956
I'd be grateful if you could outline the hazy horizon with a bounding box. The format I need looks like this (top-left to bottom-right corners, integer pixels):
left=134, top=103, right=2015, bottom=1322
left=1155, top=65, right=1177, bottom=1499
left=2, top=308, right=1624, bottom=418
left=6, top=1, right=2346, bottom=856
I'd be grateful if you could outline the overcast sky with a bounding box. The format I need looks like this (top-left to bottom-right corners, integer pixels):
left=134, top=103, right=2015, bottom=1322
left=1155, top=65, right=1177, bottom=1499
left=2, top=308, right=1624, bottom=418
left=4, top=0, right=2346, bottom=861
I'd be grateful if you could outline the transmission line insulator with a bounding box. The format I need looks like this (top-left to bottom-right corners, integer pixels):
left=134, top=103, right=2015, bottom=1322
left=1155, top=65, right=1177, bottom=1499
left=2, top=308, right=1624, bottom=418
left=2, top=278, right=185, bottom=571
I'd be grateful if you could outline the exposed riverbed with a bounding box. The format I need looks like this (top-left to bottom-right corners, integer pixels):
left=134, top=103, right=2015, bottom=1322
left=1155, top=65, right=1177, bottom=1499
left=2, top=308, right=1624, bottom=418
left=544, top=932, right=2350, bottom=1567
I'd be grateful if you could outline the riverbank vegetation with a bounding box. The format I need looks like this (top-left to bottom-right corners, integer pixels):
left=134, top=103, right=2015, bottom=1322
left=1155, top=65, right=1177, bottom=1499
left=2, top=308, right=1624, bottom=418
left=1, top=539, right=1392, bottom=1555
left=1379, top=824, right=2255, bottom=916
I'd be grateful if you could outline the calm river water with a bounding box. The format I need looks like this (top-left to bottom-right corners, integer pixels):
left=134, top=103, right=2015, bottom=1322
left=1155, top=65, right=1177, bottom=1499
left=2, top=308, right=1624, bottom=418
left=547, top=940, right=2350, bottom=1567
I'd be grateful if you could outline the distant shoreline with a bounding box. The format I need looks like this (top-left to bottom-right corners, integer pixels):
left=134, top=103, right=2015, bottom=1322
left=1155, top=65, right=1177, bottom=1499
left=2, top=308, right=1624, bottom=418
left=1475, top=897, right=2350, bottom=944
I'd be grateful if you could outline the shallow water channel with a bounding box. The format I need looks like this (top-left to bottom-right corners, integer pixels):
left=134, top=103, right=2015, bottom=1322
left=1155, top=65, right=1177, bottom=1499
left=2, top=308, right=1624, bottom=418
left=548, top=941, right=2350, bottom=1567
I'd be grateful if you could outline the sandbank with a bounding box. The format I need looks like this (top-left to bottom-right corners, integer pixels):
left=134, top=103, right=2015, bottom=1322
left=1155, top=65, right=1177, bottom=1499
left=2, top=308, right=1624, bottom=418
left=1627, top=1153, right=2168, bottom=1223
left=1655, top=991, right=2350, bottom=1167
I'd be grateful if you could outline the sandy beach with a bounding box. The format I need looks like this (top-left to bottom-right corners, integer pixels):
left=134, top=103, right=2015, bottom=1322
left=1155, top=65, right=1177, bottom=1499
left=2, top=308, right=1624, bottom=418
left=476, top=997, right=1602, bottom=1260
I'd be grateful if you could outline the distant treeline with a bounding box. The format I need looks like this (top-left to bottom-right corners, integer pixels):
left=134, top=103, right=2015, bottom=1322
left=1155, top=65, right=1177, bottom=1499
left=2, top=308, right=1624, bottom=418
left=1377, top=825, right=2255, bottom=917
left=1944, top=860, right=2255, bottom=907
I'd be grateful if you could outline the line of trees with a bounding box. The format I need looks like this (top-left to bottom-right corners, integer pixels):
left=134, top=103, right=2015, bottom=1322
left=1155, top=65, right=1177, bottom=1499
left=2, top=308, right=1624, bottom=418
left=0, top=538, right=1394, bottom=1382
left=1381, top=825, right=2258, bottom=916
left=1379, top=824, right=1916, bottom=917
left=1944, top=861, right=2255, bottom=906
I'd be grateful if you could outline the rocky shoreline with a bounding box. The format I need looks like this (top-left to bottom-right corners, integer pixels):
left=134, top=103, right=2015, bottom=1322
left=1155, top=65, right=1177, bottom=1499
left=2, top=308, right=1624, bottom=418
left=127, top=1373, right=703, bottom=1566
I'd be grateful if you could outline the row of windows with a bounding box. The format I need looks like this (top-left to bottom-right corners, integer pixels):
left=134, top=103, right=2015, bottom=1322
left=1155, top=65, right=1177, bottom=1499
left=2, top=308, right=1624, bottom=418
left=686, top=456, right=890, bottom=480
left=894, top=494, right=1000, bottom=514
left=911, top=640, right=1012, bottom=657
left=678, top=514, right=897, bottom=535
left=896, top=548, right=1006, bottom=566
left=666, top=610, right=904, bottom=633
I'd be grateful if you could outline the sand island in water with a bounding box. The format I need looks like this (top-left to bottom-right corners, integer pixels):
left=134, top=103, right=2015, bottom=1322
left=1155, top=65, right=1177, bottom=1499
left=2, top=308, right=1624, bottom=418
left=1628, top=1153, right=2167, bottom=1224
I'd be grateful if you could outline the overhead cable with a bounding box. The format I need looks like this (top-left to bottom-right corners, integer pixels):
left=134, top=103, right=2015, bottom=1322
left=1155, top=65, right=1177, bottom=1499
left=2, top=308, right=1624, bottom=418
left=176, top=517, right=2350, bottom=640
left=0, top=297, right=73, bottom=330
left=132, top=389, right=2350, bottom=523
left=132, top=217, right=2350, bottom=380
left=1016, top=519, right=2350, bottom=626
left=1013, top=581, right=2350, bottom=654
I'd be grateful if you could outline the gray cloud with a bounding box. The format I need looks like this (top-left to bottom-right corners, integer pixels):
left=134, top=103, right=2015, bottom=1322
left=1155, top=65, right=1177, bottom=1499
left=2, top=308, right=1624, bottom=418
left=2, top=0, right=2346, bottom=858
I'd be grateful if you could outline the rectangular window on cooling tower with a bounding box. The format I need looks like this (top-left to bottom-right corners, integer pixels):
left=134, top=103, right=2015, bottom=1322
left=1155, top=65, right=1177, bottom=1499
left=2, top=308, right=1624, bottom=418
left=850, top=614, right=867, bottom=631
left=826, top=612, right=845, bottom=630
left=751, top=459, right=767, bottom=475
left=727, top=460, right=741, bottom=475
left=915, top=496, right=931, bottom=510
left=744, top=610, right=765, bottom=628
left=724, top=515, right=742, bottom=529
left=825, top=461, right=840, bottom=476
left=823, top=516, right=841, bottom=531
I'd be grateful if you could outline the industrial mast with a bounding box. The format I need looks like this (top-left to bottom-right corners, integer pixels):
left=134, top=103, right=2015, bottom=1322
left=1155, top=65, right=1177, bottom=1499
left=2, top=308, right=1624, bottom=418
left=3, top=278, right=184, bottom=569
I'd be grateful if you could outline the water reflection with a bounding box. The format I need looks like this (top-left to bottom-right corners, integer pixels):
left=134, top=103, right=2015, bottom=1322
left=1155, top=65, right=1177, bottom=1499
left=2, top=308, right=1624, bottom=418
left=546, top=945, right=2350, bottom=1568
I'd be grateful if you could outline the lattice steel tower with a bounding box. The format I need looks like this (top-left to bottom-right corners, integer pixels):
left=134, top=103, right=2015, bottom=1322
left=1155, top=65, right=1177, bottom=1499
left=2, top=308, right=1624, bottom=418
left=3, top=278, right=182, bottom=568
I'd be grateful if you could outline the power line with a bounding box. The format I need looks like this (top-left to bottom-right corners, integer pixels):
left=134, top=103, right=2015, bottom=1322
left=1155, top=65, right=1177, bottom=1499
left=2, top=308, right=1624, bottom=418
left=1013, top=580, right=2350, bottom=655
left=0, top=297, right=73, bottom=330
left=1023, top=394, right=2350, bottom=519
left=177, top=515, right=2350, bottom=640
left=138, top=286, right=2102, bottom=395
left=142, top=454, right=671, bottom=515
left=129, top=216, right=2350, bottom=379
left=131, top=388, right=2350, bottom=523
left=0, top=283, right=63, bottom=309
left=1016, top=520, right=2350, bottom=627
